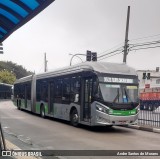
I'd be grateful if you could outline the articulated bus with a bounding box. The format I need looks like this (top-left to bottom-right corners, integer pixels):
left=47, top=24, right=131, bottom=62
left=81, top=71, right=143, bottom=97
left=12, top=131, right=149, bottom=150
left=13, top=62, right=139, bottom=127
left=0, top=83, right=13, bottom=99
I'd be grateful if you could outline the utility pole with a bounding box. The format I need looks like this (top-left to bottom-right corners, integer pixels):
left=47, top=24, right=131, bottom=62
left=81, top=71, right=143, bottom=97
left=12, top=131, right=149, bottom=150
left=123, top=6, right=130, bottom=63
left=44, top=53, right=48, bottom=72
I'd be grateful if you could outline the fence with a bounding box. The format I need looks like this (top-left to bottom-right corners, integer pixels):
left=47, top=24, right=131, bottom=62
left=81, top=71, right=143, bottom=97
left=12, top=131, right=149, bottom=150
left=138, top=106, right=160, bottom=127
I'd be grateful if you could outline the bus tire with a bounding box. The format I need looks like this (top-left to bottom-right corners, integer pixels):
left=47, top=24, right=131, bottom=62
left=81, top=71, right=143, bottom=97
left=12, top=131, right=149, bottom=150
left=40, top=105, right=45, bottom=118
left=17, top=99, right=19, bottom=109
left=70, top=108, right=79, bottom=127
left=18, top=100, right=21, bottom=110
left=106, top=125, right=113, bottom=128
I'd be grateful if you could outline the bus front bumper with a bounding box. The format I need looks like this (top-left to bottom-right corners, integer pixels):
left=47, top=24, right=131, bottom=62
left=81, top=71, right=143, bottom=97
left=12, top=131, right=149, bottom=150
left=94, top=112, right=139, bottom=126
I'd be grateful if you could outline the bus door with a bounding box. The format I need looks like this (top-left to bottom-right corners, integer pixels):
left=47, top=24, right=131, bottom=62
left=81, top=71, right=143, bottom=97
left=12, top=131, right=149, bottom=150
left=25, top=83, right=31, bottom=109
left=48, top=82, right=54, bottom=114
left=82, top=77, right=93, bottom=122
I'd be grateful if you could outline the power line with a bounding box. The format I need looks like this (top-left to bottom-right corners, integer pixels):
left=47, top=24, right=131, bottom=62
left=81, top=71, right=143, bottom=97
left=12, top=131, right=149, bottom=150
left=97, top=40, right=160, bottom=61
left=129, top=40, right=160, bottom=52
left=98, top=42, right=124, bottom=56
left=98, top=50, right=123, bottom=61
left=96, top=33, right=160, bottom=62
left=129, top=40, right=160, bottom=48
left=129, top=33, right=160, bottom=42
left=130, top=45, right=160, bottom=51
left=96, top=39, right=160, bottom=61
left=98, top=47, right=123, bottom=59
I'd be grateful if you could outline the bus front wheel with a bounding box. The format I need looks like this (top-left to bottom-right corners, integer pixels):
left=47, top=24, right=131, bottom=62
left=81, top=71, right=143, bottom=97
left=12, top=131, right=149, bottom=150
left=70, top=109, right=79, bottom=127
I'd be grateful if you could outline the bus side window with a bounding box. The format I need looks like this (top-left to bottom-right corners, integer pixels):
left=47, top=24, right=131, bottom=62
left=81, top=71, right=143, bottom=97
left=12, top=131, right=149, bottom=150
left=62, top=78, right=70, bottom=103
left=70, top=77, right=80, bottom=103
left=54, top=79, right=62, bottom=103
left=27, top=83, right=31, bottom=100
left=20, top=84, right=25, bottom=99
left=36, top=81, right=41, bottom=101
left=36, top=80, right=48, bottom=102
left=42, top=82, right=48, bottom=102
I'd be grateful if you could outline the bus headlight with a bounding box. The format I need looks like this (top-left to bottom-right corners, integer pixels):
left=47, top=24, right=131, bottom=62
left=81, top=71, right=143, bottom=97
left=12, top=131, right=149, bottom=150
left=96, top=104, right=109, bottom=114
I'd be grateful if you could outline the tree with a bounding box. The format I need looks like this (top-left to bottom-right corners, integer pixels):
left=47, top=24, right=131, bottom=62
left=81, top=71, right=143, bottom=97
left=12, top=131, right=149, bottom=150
left=0, top=70, right=16, bottom=85
left=0, top=61, right=34, bottom=79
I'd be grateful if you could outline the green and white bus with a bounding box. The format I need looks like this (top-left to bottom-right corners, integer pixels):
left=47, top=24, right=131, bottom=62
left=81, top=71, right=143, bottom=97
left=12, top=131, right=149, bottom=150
left=13, top=62, right=139, bottom=126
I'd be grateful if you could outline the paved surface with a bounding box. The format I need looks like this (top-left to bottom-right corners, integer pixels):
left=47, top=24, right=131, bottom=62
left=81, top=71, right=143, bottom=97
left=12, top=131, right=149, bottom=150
left=0, top=101, right=160, bottom=159
left=126, top=124, right=160, bottom=133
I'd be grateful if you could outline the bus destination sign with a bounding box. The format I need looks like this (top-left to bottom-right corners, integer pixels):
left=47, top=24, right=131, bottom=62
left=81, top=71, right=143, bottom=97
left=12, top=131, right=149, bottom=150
left=104, top=77, right=133, bottom=83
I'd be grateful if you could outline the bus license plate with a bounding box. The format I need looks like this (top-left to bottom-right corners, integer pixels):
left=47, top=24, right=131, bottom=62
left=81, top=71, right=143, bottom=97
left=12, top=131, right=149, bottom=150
left=119, top=121, right=127, bottom=124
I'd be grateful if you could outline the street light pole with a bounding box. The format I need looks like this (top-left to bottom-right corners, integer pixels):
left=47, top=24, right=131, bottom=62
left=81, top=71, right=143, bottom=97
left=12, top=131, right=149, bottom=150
left=44, top=52, right=48, bottom=72
left=69, top=53, right=86, bottom=66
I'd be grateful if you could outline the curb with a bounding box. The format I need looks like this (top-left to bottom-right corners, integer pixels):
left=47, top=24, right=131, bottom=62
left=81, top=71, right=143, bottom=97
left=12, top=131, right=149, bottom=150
left=127, top=125, right=140, bottom=130
left=153, top=128, right=160, bottom=133
left=126, top=125, right=160, bottom=134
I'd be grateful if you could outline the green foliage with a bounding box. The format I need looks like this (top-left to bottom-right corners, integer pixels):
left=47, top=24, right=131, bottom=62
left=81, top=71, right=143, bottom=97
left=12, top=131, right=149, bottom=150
left=0, top=70, right=16, bottom=84
left=0, top=61, right=34, bottom=79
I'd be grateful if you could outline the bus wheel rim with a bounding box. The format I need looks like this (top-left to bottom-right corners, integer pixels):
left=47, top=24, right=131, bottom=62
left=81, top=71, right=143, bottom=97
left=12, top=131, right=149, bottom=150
left=73, top=114, right=78, bottom=123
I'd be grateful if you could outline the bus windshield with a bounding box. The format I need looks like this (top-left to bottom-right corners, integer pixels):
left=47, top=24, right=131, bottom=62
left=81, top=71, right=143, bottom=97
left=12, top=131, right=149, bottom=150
left=99, top=83, right=138, bottom=103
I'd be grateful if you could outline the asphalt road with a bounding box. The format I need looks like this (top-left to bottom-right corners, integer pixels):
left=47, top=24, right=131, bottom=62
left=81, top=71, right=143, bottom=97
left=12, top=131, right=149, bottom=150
left=0, top=101, right=160, bottom=159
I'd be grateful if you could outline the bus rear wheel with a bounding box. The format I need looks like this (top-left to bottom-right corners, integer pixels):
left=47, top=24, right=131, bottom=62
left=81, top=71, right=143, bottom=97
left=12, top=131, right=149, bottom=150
left=40, top=105, right=45, bottom=118
left=70, top=109, right=79, bottom=127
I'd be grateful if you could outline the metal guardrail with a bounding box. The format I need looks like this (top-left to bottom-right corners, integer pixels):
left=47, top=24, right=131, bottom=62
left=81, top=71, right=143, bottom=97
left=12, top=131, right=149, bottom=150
left=138, top=106, right=160, bottom=127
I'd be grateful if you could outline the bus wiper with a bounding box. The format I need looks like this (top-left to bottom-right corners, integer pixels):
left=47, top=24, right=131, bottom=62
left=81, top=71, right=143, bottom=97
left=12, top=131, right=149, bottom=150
left=124, top=88, right=132, bottom=102
left=113, top=88, right=120, bottom=103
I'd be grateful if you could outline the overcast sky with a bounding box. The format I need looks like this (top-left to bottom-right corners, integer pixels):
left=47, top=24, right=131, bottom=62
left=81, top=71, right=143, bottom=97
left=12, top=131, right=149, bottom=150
left=2, top=0, right=160, bottom=73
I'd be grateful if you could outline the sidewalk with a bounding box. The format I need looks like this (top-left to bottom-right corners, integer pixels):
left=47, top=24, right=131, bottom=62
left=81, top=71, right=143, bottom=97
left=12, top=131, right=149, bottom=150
left=3, top=133, right=60, bottom=159
left=4, top=139, right=40, bottom=159
left=126, top=124, right=160, bottom=134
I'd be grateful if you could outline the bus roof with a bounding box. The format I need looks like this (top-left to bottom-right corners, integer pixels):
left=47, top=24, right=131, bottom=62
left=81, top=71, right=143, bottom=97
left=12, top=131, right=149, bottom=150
left=0, top=83, right=13, bottom=87
left=36, top=62, right=137, bottom=79
left=15, top=62, right=137, bottom=83
left=14, top=75, right=33, bottom=84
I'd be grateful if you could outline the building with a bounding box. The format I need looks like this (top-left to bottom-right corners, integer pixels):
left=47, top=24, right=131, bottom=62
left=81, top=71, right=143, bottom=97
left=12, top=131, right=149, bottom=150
left=137, top=67, right=160, bottom=89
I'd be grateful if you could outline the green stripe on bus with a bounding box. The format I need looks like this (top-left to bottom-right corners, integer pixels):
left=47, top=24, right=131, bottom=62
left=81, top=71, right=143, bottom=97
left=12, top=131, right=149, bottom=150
left=109, top=109, right=136, bottom=116
left=21, top=99, right=25, bottom=108
left=44, top=104, right=48, bottom=114
left=36, top=102, right=40, bottom=114
left=13, top=100, right=16, bottom=106
left=35, top=102, right=48, bottom=114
